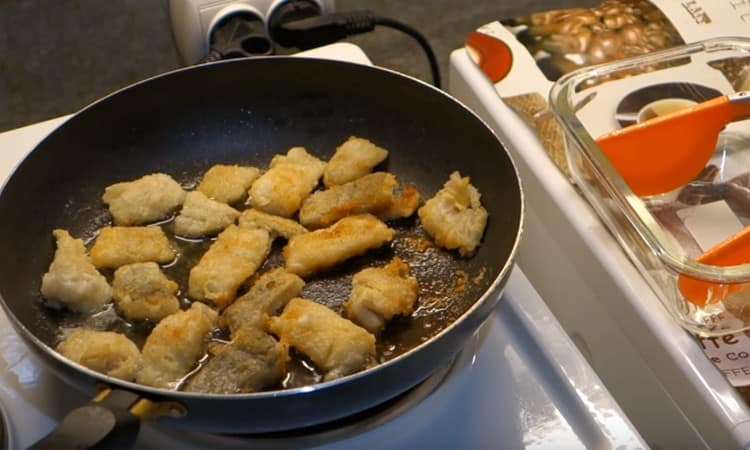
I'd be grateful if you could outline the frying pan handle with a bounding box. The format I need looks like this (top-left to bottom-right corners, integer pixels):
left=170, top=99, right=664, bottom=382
left=29, top=387, right=184, bottom=450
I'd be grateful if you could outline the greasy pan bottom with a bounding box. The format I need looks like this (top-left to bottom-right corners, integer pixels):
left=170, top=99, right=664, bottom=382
left=0, top=57, right=522, bottom=433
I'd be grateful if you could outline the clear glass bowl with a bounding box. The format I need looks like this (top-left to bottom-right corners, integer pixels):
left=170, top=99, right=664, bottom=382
left=549, top=37, right=750, bottom=336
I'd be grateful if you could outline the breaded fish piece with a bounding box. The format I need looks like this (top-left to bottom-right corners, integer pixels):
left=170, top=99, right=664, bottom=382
left=283, top=214, right=395, bottom=277
left=249, top=147, right=326, bottom=217
left=221, top=268, right=305, bottom=337
left=90, top=226, right=175, bottom=268
left=188, top=225, right=271, bottom=310
left=267, top=297, right=375, bottom=381
left=174, top=191, right=240, bottom=238
left=112, top=262, right=180, bottom=322
left=184, top=326, right=288, bottom=394
left=102, top=173, right=186, bottom=226
left=237, top=208, right=308, bottom=240
left=197, top=164, right=260, bottom=204
left=137, top=302, right=218, bottom=389
left=343, top=257, right=418, bottom=333
left=376, top=184, right=421, bottom=222
left=300, top=172, right=395, bottom=229
left=323, top=136, right=389, bottom=187
left=57, top=328, right=141, bottom=381
left=41, top=229, right=111, bottom=313
left=299, top=172, right=420, bottom=229
left=418, top=171, right=488, bottom=257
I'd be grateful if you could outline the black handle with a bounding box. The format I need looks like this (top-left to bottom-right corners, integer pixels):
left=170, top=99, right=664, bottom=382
left=29, top=387, right=185, bottom=450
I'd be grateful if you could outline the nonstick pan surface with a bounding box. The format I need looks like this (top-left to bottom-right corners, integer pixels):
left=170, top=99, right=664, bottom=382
left=0, top=57, right=523, bottom=434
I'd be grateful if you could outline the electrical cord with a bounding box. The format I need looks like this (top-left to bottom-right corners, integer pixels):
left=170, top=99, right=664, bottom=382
left=271, top=10, right=442, bottom=89
left=371, top=16, right=441, bottom=89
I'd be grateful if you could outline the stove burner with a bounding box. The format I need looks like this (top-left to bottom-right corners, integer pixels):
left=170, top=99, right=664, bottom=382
left=141, top=353, right=460, bottom=448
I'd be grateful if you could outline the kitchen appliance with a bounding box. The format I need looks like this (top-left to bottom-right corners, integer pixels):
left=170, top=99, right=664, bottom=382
left=0, top=44, right=644, bottom=449
left=450, top=42, right=750, bottom=449
left=169, top=0, right=335, bottom=64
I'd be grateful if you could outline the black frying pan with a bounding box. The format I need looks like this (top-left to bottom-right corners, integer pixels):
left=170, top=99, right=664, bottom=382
left=0, top=57, right=523, bottom=444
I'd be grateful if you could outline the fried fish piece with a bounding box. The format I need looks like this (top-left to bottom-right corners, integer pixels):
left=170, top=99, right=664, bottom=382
left=57, top=328, right=141, bottom=381
left=112, top=262, right=180, bottom=322
left=267, top=297, right=375, bottom=381
left=299, top=172, right=420, bottom=229
left=40, top=229, right=112, bottom=313
left=249, top=147, right=326, bottom=217
left=136, top=302, right=218, bottom=389
left=300, top=172, right=392, bottom=228
left=102, top=173, right=186, bottom=226
left=343, top=257, right=418, bottom=333
left=375, top=183, right=421, bottom=222
left=221, top=268, right=305, bottom=337
left=173, top=190, right=240, bottom=238
left=188, top=225, right=271, bottom=310
left=237, top=208, right=308, bottom=240
left=323, top=136, right=389, bottom=187
left=90, top=226, right=175, bottom=268
left=184, top=326, right=288, bottom=394
left=283, top=214, right=395, bottom=277
left=418, top=171, right=488, bottom=257
left=197, top=164, right=260, bottom=204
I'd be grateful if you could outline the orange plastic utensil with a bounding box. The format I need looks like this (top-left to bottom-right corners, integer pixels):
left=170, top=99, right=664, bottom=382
left=678, top=224, right=750, bottom=307
left=596, top=91, right=750, bottom=196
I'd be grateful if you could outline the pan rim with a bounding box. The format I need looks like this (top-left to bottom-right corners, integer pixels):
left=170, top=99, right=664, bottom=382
left=0, top=56, right=525, bottom=403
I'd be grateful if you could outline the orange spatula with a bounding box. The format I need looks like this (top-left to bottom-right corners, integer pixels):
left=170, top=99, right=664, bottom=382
left=596, top=91, right=750, bottom=197
left=678, top=224, right=750, bottom=307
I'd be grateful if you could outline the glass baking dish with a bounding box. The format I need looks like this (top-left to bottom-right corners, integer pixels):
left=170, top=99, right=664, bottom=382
left=549, top=37, right=750, bottom=336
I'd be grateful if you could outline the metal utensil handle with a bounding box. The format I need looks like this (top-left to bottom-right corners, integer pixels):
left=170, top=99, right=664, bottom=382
left=728, top=90, right=750, bottom=120
left=28, top=386, right=185, bottom=450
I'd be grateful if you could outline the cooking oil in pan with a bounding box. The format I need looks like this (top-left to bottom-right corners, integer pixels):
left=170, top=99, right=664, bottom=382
left=50, top=200, right=488, bottom=394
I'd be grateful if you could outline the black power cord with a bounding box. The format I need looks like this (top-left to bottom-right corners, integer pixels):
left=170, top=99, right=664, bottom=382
left=270, top=8, right=442, bottom=89
left=371, top=16, right=441, bottom=89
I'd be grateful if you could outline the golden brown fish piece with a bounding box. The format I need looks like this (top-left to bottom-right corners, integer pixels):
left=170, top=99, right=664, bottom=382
left=376, top=183, right=421, bottom=222
left=237, top=208, right=308, bottom=240
left=283, top=214, right=395, bottom=277
left=102, top=173, right=186, bottom=226
left=248, top=147, right=326, bottom=217
left=299, top=172, right=409, bottom=229
left=343, top=257, right=418, bottom=333
left=90, top=226, right=175, bottom=268
left=57, top=328, right=141, bottom=381
left=184, top=326, right=288, bottom=394
left=267, top=297, right=375, bottom=381
left=221, top=268, right=305, bottom=337
left=188, top=225, right=271, bottom=309
left=173, top=190, right=240, bottom=238
left=418, top=171, right=488, bottom=257
left=323, top=136, right=389, bottom=187
left=112, top=262, right=180, bottom=322
left=136, top=302, right=218, bottom=389
left=40, top=229, right=112, bottom=313
left=197, top=164, right=260, bottom=204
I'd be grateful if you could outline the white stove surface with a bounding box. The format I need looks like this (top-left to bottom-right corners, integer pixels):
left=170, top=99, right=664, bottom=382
left=0, top=268, right=642, bottom=450
left=0, top=44, right=645, bottom=449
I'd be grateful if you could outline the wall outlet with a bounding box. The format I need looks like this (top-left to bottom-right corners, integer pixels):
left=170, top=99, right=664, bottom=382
left=169, top=0, right=335, bottom=64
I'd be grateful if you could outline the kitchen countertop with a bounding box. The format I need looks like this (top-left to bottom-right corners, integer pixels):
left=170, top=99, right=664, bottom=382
left=0, top=0, right=598, bottom=133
